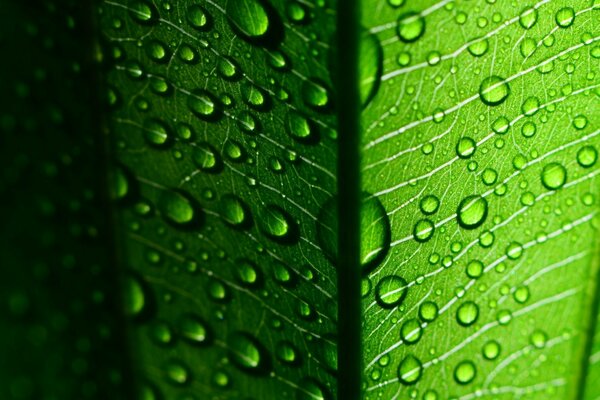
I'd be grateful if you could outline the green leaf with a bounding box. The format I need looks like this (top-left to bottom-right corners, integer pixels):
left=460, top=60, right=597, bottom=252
left=3, top=0, right=600, bottom=399
left=361, top=0, right=600, bottom=399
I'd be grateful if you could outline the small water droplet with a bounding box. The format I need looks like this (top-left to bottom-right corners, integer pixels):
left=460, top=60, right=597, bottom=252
left=541, top=162, right=567, bottom=190
left=454, top=360, right=476, bottom=385
left=397, top=12, right=425, bottom=42
left=456, top=301, right=479, bottom=326
left=398, top=355, right=422, bottom=385
left=158, top=190, right=197, bottom=226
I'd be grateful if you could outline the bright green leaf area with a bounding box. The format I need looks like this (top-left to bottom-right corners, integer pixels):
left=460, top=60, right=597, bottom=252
left=361, top=0, right=600, bottom=399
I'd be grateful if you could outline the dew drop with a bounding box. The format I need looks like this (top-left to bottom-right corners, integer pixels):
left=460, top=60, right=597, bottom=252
left=467, top=38, right=489, bottom=57
left=227, top=332, right=266, bottom=371
left=158, top=190, right=197, bottom=226
left=456, top=137, right=476, bottom=158
left=192, top=143, right=221, bottom=172
left=236, top=259, right=260, bottom=286
left=297, top=378, right=328, bottom=400
left=479, top=76, right=510, bottom=106
left=466, top=260, right=484, bottom=279
left=123, top=275, right=146, bottom=317
left=454, top=360, right=476, bottom=385
left=457, top=195, right=488, bottom=230
left=419, top=301, right=438, bottom=322
left=519, top=7, right=538, bottom=29
left=456, top=301, right=479, bottom=326
left=143, top=119, right=170, bottom=147
left=302, top=79, right=331, bottom=110
left=555, top=7, right=575, bottom=28
left=129, top=1, right=157, bottom=24
left=220, top=195, right=249, bottom=228
left=226, top=0, right=270, bottom=39
left=165, top=360, right=189, bottom=385
left=401, top=319, right=422, bottom=344
left=187, top=5, right=209, bottom=30
left=482, top=340, right=501, bottom=360
left=541, top=162, right=567, bottom=190
left=286, top=111, right=313, bottom=140
left=397, top=12, right=425, bottom=42
left=259, top=205, right=297, bottom=243
left=179, top=314, right=209, bottom=345
left=530, top=330, right=547, bottom=348
left=398, top=355, right=422, bottom=385
left=217, top=56, right=241, bottom=80
left=359, top=31, right=383, bottom=106
left=577, top=146, right=597, bottom=168
left=413, top=219, right=435, bottom=242
left=187, top=89, right=221, bottom=120
left=419, top=195, right=439, bottom=215
left=375, top=275, right=408, bottom=308
left=276, top=341, right=298, bottom=364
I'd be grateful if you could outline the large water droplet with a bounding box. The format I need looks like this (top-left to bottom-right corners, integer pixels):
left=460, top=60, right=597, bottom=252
left=359, top=30, right=382, bottom=106
left=375, top=275, right=408, bottom=308
left=192, top=142, right=221, bottom=172
left=165, top=360, right=190, bottom=385
left=457, top=195, right=488, bottom=229
left=123, top=275, right=146, bottom=317
left=401, top=319, right=422, bottom=344
left=143, top=119, right=170, bottom=147
left=302, top=79, right=331, bottom=110
left=398, top=355, right=422, bottom=385
left=316, top=194, right=390, bottom=272
left=479, top=76, right=510, bottom=106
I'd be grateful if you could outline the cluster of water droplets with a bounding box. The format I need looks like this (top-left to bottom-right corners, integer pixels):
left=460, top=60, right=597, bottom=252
left=102, top=0, right=340, bottom=398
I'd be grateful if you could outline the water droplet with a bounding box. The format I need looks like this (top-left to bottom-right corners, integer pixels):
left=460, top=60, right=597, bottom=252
left=468, top=38, right=489, bottom=57
left=242, top=83, right=268, bottom=110
left=456, top=137, right=476, bottom=158
left=456, top=301, right=479, bottom=326
left=179, top=314, right=209, bottom=345
left=483, top=340, right=501, bottom=360
left=397, top=12, right=425, bottom=42
left=297, top=378, right=328, bottom=400
left=555, top=7, right=575, bottom=28
left=129, top=1, right=157, bottom=24
left=144, top=39, right=169, bottom=62
left=457, top=195, right=488, bottom=230
left=577, top=146, right=597, bottom=168
left=217, top=56, right=241, bottom=80
left=235, top=259, right=260, bottom=286
left=419, top=301, right=438, bottom=322
left=187, top=5, right=210, bottom=30
left=272, top=262, right=294, bottom=286
left=227, top=332, right=267, bottom=372
left=401, top=319, right=422, bottom=344
left=276, top=341, right=298, bottom=364
left=165, top=360, right=190, bottom=385
left=541, top=162, right=567, bottom=190
left=123, top=275, right=146, bottom=317
left=398, top=355, right=422, bottom=385
left=479, top=76, right=510, bottom=106
left=530, top=330, right=547, bottom=348
left=413, top=219, right=435, bottom=242
left=226, top=0, right=271, bottom=39
left=514, top=286, right=530, bottom=303
left=466, top=260, right=484, bottom=279
left=259, top=205, right=297, bottom=243
left=286, top=111, right=313, bottom=140
left=359, top=31, right=383, bottom=106
left=158, top=190, right=197, bottom=226
left=302, top=79, right=330, bottom=110
left=192, top=143, right=221, bottom=172
left=519, top=7, right=538, bottom=29
left=454, top=360, right=476, bottom=384
left=420, top=195, right=440, bottom=215
left=286, top=1, right=308, bottom=24
left=143, top=119, right=170, bottom=147
left=150, top=321, right=173, bottom=345
left=492, top=116, right=510, bottom=134
left=220, top=195, right=249, bottom=228
left=187, top=89, right=221, bottom=121
left=375, top=275, right=408, bottom=308
left=317, top=194, right=390, bottom=272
